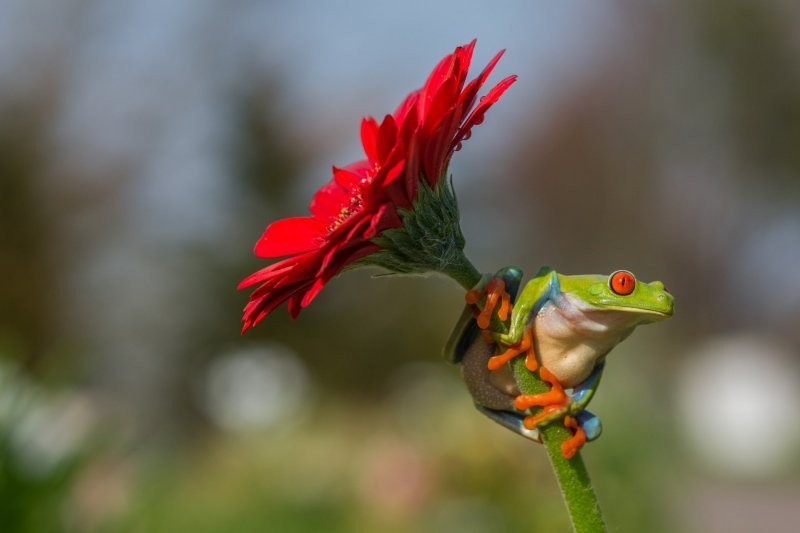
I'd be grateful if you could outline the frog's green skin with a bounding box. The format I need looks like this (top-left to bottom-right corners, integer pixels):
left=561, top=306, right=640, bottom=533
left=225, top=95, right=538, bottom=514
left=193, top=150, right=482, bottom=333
left=445, top=266, right=673, bottom=443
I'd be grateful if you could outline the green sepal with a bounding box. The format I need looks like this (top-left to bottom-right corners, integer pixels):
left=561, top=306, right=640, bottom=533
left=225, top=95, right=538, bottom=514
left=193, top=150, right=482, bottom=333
left=353, top=177, right=479, bottom=288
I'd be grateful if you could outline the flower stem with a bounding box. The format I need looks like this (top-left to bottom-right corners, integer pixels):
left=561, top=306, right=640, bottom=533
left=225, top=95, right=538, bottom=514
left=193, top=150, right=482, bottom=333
left=449, top=259, right=607, bottom=533
left=443, top=251, right=483, bottom=291
left=512, top=358, right=607, bottom=533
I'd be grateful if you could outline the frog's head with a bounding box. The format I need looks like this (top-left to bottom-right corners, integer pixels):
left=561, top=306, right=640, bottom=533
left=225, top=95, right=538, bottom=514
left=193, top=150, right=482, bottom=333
left=565, top=270, right=674, bottom=323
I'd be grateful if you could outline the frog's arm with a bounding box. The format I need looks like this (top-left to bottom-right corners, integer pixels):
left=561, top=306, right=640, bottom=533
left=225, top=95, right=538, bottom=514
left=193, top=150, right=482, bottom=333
left=494, top=266, right=557, bottom=346
left=443, top=273, right=492, bottom=364
left=443, top=267, right=524, bottom=363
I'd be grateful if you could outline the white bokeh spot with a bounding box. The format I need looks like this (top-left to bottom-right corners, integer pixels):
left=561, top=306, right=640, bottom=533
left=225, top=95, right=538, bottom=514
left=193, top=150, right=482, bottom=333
left=677, top=335, right=800, bottom=477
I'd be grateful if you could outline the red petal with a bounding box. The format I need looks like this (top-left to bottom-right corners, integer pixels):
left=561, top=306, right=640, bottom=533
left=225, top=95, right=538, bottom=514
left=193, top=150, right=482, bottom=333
left=453, top=40, right=477, bottom=92
left=452, top=74, right=517, bottom=152
left=458, top=48, right=505, bottom=113
left=316, top=217, right=370, bottom=279
left=287, top=293, right=302, bottom=319
left=254, top=217, right=328, bottom=258
left=376, top=114, right=398, bottom=163
left=381, top=157, right=405, bottom=188
left=241, top=279, right=312, bottom=332
left=397, top=98, right=420, bottom=146
left=424, top=75, right=458, bottom=134
left=403, top=133, right=420, bottom=202
left=360, top=117, right=379, bottom=163
left=393, top=91, right=419, bottom=124
left=237, top=254, right=308, bottom=289
left=364, top=203, right=401, bottom=238
left=420, top=56, right=456, bottom=116
left=333, top=164, right=367, bottom=190
left=425, top=109, right=461, bottom=185
left=310, top=179, right=349, bottom=222
left=376, top=159, right=412, bottom=208
left=300, top=244, right=379, bottom=308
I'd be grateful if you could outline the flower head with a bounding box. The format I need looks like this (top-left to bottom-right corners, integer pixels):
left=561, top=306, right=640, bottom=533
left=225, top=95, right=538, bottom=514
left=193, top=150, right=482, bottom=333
left=239, top=40, right=516, bottom=332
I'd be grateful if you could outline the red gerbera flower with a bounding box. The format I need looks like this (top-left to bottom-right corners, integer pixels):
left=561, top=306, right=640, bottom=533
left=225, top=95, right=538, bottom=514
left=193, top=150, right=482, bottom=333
left=238, top=40, right=516, bottom=332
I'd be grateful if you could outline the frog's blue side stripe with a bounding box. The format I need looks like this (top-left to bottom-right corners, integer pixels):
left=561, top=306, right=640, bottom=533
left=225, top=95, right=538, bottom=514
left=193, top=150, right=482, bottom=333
left=531, top=269, right=561, bottom=317
left=570, top=359, right=605, bottom=405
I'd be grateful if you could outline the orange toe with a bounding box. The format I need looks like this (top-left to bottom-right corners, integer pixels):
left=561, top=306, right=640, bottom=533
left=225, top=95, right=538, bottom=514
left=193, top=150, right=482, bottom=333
left=561, top=416, right=587, bottom=459
left=467, top=277, right=512, bottom=331
left=522, top=405, right=565, bottom=430
left=487, top=326, right=532, bottom=371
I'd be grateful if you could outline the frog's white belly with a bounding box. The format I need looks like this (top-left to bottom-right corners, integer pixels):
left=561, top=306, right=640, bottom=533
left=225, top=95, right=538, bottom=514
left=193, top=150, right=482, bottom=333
left=532, top=294, right=634, bottom=388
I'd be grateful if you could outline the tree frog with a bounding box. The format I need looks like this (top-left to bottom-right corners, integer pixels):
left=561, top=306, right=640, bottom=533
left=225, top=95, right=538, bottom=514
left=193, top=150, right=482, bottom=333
left=444, top=266, right=673, bottom=457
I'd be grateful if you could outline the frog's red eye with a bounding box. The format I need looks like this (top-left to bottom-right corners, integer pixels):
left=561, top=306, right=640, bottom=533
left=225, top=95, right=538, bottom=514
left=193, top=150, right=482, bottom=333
left=610, top=270, right=636, bottom=295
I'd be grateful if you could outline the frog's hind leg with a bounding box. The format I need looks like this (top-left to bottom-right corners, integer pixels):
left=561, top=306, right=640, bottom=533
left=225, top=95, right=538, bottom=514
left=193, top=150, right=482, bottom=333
left=513, top=367, right=571, bottom=427
left=560, top=410, right=602, bottom=458
left=576, top=409, right=602, bottom=442
left=475, top=404, right=541, bottom=443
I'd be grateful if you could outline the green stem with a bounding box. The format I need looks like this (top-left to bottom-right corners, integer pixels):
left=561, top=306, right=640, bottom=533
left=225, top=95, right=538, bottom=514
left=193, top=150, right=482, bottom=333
left=513, top=358, right=606, bottom=533
left=448, top=258, right=607, bottom=533
left=442, top=250, right=483, bottom=291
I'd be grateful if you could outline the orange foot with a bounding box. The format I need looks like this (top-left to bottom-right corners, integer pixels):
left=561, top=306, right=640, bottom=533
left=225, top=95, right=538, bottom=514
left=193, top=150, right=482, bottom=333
left=513, top=368, right=587, bottom=458
left=487, top=325, right=538, bottom=372
left=466, top=277, right=512, bottom=330
left=561, top=416, right=587, bottom=459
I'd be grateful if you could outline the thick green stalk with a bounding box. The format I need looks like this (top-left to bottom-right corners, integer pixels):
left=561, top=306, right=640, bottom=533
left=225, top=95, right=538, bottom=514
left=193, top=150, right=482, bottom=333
left=456, top=266, right=607, bottom=533
left=512, top=358, right=606, bottom=533
left=442, top=251, right=483, bottom=291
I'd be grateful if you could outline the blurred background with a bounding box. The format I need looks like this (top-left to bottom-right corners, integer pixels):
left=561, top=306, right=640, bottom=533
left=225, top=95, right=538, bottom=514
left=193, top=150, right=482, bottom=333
left=1, top=1, right=799, bottom=531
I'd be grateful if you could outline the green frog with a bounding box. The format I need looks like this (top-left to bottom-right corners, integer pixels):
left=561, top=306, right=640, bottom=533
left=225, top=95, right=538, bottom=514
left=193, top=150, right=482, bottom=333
left=445, top=266, right=674, bottom=457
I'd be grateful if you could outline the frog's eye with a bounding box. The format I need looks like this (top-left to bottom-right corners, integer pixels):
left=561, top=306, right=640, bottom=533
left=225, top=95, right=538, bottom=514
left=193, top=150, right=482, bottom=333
left=609, top=270, right=636, bottom=295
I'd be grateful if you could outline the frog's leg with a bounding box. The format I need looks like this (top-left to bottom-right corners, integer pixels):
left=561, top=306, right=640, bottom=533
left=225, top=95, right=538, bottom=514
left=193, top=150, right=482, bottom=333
left=466, top=274, right=515, bottom=330
left=443, top=273, right=492, bottom=364
left=513, top=367, right=587, bottom=458
left=487, top=325, right=537, bottom=372
left=446, top=267, right=541, bottom=442
left=570, top=360, right=605, bottom=414
left=474, top=404, right=541, bottom=442
left=493, top=267, right=557, bottom=347
left=443, top=267, right=522, bottom=364
left=514, top=367, right=571, bottom=428
left=562, top=416, right=587, bottom=459
left=483, top=271, right=556, bottom=372
left=567, top=360, right=604, bottom=443
left=575, top=410, right=602, bottom=442
left=514, top=362, right=606, bottom=458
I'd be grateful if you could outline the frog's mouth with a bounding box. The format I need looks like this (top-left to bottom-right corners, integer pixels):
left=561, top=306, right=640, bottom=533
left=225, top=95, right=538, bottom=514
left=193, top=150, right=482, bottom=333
left=604, top=305, right=673, bottom=319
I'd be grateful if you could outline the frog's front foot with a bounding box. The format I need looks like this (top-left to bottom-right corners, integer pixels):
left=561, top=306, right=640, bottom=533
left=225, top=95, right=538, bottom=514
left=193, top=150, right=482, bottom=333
left=466, top=275, right=512, bottom=330
left=488, top=324, right=538, bottom=372
left=513, top=367, right=589, bottom=459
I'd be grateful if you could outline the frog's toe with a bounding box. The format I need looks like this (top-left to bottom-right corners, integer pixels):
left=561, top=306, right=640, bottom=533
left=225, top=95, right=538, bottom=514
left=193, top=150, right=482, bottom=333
left=488, top=325, right=534, bottom=371
left=513, top=367, right=568, bottom=411
left=561, top=416, right=587, bottom=459
left=467, top=276, right=515, bottom=330
left=495, top=266, right=523, bottom=302
left=559, top=410, right=601, bottom=458
left=576, top=409, right=602, bottom=442
left=475, top=404, right=541, bottom=443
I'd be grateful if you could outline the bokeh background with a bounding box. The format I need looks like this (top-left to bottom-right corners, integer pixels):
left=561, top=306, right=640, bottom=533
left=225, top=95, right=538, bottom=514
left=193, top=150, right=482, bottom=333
left=2, top=1, right=800, bottom=532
